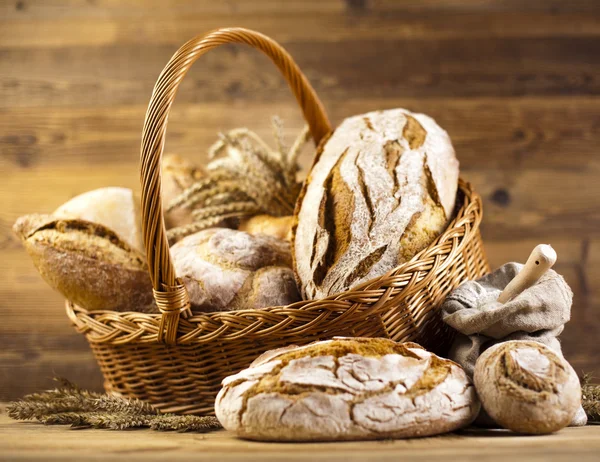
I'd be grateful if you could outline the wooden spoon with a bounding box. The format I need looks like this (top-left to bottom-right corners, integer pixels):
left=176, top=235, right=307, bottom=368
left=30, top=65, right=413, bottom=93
left=497, top=244, right=557, bottom=303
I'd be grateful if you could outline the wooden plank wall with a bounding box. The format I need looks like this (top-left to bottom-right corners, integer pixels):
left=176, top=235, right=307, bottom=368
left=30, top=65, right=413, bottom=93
left=1, top=0, right=599, bottom=399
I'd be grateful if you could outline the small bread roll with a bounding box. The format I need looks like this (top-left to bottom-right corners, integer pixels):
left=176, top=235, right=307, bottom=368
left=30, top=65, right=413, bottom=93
left=14, top=214, right=156, bottom=313
left=216, top=338, right=480, bottom=441
left=54, top=187, right=143, bottom=253
left=170, top=228, right=300, bottom=313
left=238, top=215, right=293, bottom=240
left=474, top=340, right=581, bottom=434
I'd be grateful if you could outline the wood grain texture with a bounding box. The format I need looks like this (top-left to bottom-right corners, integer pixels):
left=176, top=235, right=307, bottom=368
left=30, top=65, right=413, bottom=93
left=1, top=410, right=599, bottom=462
left=1, top=0, right=599, bottom=400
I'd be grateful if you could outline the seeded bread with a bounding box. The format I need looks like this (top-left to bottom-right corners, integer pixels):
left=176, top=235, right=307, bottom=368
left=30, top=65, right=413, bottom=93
left=170, top=228, right=301, bottom=312
left=215, top=337, right=479, bottom=441
left=13, top=214, right=156, bottom=313
left=293, top=108, right=459, bottom=299
left=474, top=340, right=581, bottom=434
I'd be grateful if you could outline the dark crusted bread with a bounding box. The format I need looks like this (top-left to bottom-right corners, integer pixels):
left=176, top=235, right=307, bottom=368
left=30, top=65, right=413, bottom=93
left=13, top=214, right=156, bottom=313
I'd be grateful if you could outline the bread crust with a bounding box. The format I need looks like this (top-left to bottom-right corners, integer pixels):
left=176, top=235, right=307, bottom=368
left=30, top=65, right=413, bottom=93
left=215, top=337, right=479, bottom=441
left=14, top=214, right=156, bottom=313
left=170, top=228, right=301, bottom=312
left=474, top=340, right=581, bottom=434
left=293, top=109, right=459, bottom=300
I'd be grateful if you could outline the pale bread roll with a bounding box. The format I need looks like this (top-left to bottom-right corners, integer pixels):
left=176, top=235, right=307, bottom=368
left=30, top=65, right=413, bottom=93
left=293, top=108, right=459, bottom=299
left=54, top=187, right=143, bottom=253
left=216, top=337, right=479, bottom=441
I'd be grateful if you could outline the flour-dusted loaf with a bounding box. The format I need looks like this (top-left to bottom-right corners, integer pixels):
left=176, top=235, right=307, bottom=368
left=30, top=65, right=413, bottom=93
left=170, top=228, right=301, bottom=312
left=54, top=187, right=143, bottom=253
left=474, top=341, right=581, bottom=434
left=215, top=337, right=479, bottom=441
left=293, top=109, right=459, bottom=299
left=13, top=214, right=156, bottom=313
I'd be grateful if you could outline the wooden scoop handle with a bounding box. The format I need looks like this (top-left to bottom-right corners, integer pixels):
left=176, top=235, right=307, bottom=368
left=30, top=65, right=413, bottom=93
left=497, top=244, right=557, bottom=303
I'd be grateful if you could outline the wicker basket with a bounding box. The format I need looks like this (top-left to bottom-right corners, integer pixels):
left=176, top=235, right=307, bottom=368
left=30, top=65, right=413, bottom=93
left=66, top=27, right=490, bottom=415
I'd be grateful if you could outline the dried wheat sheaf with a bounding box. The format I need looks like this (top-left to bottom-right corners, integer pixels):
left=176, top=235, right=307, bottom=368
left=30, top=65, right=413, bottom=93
left=166, top=117, right=309, bottom=243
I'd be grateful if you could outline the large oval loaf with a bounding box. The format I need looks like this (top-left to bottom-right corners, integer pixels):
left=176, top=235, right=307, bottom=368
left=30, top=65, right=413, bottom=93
left=293, top=108, right=459, bottom=299
left=215, top=337, right=479, bottom=441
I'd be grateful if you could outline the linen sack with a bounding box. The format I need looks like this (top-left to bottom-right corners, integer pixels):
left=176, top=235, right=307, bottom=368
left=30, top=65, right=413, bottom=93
left=441, top=262, right=586, bottom=426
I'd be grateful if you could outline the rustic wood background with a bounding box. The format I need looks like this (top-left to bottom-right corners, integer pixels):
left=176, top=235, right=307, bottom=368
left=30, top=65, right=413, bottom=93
left=1, top=0, right=599, bottom=400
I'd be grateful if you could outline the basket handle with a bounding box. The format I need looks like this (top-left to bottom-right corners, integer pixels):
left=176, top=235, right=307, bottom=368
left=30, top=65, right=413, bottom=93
left=140, top=27, right=332, bottom=344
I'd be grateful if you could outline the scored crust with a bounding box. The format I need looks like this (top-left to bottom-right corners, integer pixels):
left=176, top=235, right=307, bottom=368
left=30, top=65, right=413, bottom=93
left=215, top=337, right=479, bottom=441
left=474, top=341, right=581, bottom=434
left=292, top=108, right=459, bottom=300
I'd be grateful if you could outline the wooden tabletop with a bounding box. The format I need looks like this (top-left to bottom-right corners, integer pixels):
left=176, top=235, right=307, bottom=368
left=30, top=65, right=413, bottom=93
left=1, top=412, right=598, bottom=462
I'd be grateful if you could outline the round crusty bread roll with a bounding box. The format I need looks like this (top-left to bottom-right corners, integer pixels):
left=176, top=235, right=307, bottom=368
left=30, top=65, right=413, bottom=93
left=54, top=187, right=143, bottom=253
left=293, top=108, right=459, bottom=300
left=170, top=228, right=301, bottom=313
left=13, top=214, right=156, bottom=313
left=215, top=337, right=479, bottom=441
left=474, top=340, right=581, bottom=434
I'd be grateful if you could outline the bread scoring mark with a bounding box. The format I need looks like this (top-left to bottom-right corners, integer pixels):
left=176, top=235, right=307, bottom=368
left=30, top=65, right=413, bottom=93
left=499, top=343, right=564, bottom=395
left=403, top=115, right=427, bottom=149
left=313, top=148, right=354, bottom=287
left=344, top=245, right=387, bottom=289
left=35, top=218, right=132, bottom=252
left=356, top=163, right=376, bottom=231
left=423, top=154, right=443, bottom=207
left=384, top=140, right=403, bottom=195
left=310, top=192, right=328, bottom=281
left=363, top=117, right=374, bottom=131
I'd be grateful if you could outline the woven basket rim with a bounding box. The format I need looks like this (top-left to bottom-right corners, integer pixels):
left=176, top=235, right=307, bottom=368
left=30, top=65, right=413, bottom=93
left=67, top=178, right=483, bottom=345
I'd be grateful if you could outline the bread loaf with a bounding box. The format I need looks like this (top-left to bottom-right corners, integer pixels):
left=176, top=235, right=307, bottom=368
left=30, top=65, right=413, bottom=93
left=216, top=337, right=479, bottom=441
left=293, top=109, right=459, bottom=299
left=13, top=214, right=156, bottom=313
left=474, top=340, right=581, bottom=434
left=54, top=187, right=143, bottom=253
left=170, top=228, right=300, bottom=312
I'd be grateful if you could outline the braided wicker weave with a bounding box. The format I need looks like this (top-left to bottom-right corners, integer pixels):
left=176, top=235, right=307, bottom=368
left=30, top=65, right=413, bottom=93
left=67, top=27, right=490, bottom=415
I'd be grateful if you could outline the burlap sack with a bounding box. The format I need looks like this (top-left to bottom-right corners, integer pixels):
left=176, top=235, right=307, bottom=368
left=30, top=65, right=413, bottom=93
left=441, top=262, right=587, bottom=427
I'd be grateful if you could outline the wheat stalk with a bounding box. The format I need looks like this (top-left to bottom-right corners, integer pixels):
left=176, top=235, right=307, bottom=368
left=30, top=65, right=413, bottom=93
left=166, top=117, right=309, bottom=242
left=7, top=377, right=222, bottom=432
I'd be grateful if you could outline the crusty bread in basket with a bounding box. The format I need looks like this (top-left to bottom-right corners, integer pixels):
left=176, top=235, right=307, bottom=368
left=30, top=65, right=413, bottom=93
left=67, top=27, right=489, bottom=415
